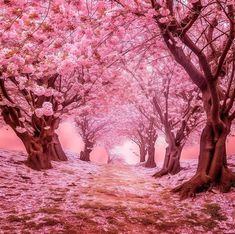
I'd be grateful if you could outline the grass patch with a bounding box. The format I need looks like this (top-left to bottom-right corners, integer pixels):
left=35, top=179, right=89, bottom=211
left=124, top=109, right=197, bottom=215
left=106, top=215, right=126, bottom=226
left=113, top=205, right=128, bottom=214
left=149, top=201, right=163, bottom=206
left=186, top=218, right=215, bottom=229
left=49, top=187, right=70, bottom=193
left=80, top=202, right=113, bottom=211
left=74, top=211, right=95, bottom=223
left=6, top=214, right=42, bottom=231
left=94, top=188, right=118, bottom=197
left=202, top=203, right=227, bottom=221
left=154, top=221, right=179, bottom=232
left=131, top=214, right=179, bottom=233
left=48, top=196, right=64, bottom=202
left=24, top=219, right=62, bottom=230
left=38, top=206, right=62, bottom=214
left=134, top=216, right=157, bottom=226
left=7, top=215, right=22, bottom=222
left=62, top=223, right=78, bottom=234
left=129, top=207, right=167, bottom=230
left=40, top=217, right=62, bottom=226
left=60, top=169, right=75, bottom=175
left=7, top=214, right=31, bottom=223
left=133, top=207, right=164, bottom=217
left=185, top=212, right=217, bottom=230
left=159, top=190, right=171, bottom=200
left=24, top=221, right=40, bottom=229
left=105, top=226, right=121, bottom=234
left=184, top=204, right=227, bottom=231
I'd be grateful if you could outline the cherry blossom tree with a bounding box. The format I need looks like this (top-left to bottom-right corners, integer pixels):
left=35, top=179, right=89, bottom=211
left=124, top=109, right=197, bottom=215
left=0, top=0, right=119, bottom=170
left=75, top=113, right=112, bottom=162
left=116, top=104, right=158, bottom=167
left=122, top=57, right=203, bottom=174
left=127, top=118, right=148, bottom=163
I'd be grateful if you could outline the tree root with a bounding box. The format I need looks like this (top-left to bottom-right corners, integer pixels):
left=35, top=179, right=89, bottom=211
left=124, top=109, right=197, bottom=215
left=145, top=161, right=156, bottom=168
left=152, top=169, right=168, bottom=178
left=153, top=166, right=181, bottom=178
left=25, top=152, right=52, bottom=171
left=219, top=167, right=235, bottom=192
left=172, top=173, right=211, bottom=199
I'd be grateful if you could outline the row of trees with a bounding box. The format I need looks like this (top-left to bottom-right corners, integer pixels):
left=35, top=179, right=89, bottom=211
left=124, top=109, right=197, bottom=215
left=106, top=0, right=235, bottom=198
left=0, top=0, right=121, bottom=169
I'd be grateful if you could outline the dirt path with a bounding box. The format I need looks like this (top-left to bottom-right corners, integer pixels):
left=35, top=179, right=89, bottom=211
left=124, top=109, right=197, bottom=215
left=0, top=151, right=234, bottom=234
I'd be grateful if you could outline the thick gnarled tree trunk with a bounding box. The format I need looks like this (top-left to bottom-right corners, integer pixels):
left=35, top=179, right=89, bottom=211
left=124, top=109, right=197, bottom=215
left=22, top=136, right=52, bottom=171
left=173, top=121, right=235, bottom=198
left=19, top=131, right=67, bottom=170
left=153, top=144, right=183, bottom=177
left=172, top=84, right=235, bottom=198
left=0, top=94, right=67, bottom=171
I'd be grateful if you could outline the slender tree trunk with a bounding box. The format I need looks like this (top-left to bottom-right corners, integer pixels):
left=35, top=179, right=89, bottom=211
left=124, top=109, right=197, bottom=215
left=145, top=142, right=156, bottom=168
left=80, top=141, right=93, bottom=162
left=80, top=149, right=92, bottom=161
left=153, top=144, right=183, bottom=177
left=139, top=143, right=147, bottom=163
left=173, top=122, right=235, bottom=198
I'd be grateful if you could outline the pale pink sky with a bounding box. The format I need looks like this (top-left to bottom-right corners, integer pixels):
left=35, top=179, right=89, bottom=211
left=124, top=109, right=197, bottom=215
left=0, top=121, right=234, bottom=165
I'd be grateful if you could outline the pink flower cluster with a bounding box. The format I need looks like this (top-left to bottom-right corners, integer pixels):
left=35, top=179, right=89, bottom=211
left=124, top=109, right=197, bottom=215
left=35, top=102, right=54, bottom=118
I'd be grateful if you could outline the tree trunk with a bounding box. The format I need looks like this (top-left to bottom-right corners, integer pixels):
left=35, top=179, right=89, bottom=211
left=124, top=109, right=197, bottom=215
left=19, top=131, right=67, bottom=170
left=1, top=106, right=66, bottom=170
left=23, top=136, right=52, bottom=171
left=47, top=133, right=67, bottom=161
left=80, top=140, right=93, bottom=162
left=145, top=143, right=156, bottom=168
left=139, top=143, right=147, bottom=163
left=153, top=144, right=183, bottom=177
left=80, top=149, right=91, bottom=161
left=173, top=123, right=235, bottom=199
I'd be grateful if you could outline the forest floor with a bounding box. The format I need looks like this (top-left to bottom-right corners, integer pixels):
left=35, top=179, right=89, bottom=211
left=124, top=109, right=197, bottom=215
left=0, top=149, right=234, bottom=234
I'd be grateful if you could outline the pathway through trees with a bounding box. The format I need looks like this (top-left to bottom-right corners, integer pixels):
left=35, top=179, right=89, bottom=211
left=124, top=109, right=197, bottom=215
left=0, top=150, right=234, bottom=233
